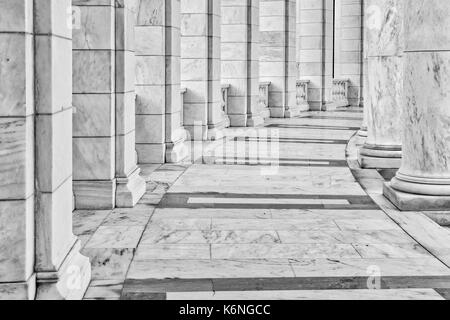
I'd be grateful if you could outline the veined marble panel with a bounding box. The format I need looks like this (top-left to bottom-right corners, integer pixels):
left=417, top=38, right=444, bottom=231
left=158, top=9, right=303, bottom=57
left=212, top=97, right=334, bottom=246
left=167, top=289, right=444, bottom=300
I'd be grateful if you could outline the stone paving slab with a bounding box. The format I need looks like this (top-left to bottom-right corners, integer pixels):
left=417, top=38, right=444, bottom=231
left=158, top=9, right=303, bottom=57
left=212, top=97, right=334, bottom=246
left=75, top=110, right=450, bottom=300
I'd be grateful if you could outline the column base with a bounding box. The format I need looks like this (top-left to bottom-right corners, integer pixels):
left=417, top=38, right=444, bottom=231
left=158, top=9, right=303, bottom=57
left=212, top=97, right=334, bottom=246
left=247, top=114, right=265, bottom=127
left=298, top=103, right=310, bottom=113
left=358, top=128, right=368, bottom=137
left=73, top=179, right=116, bottom=210
left=0, top=274, right=36, bottom=300
left=116, top=168, right=146, bottom=208
left=166, top=139, right=189, bottom=163
left=358, top=153, right=402, bottom=169
left=358, top=144, right=402, bottom=169
left=36, top=241, right=91, bottom=300
left=384, top=182, right=450, bottom=211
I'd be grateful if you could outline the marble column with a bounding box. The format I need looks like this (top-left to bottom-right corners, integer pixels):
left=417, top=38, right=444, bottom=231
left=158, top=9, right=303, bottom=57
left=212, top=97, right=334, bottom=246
left=297, top=0, right=335, bottom=111
left=0, top=0, right=36, bottom=300
left=72, top=0, right=117, bottom=209
left=181, top=0, right=227, bottom=141
left=0, top=0, right=91, bottom=299
left=359, top=2, right=369, bottom=138
left=384, top=0, right=450, bottom=211
left=260, top=0, right=298, bottom=118
left=333, top=0, right=364, bottom=108
left=135, top=0, right=188, bottom=163
left=115, top=1, right=146, bottom=206
left=358, top=0, right=403, bottom=169
left=221, top=0, right=265, bottom=127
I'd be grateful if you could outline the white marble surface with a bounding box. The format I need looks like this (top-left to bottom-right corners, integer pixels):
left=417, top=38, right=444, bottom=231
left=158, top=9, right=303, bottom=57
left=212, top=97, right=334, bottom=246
left=167, top=289, right=444, bottom=300
left=362, top=0, right=404, bottom=157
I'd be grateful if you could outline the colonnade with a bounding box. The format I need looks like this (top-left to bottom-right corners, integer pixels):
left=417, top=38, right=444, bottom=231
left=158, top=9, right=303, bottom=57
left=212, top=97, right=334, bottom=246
left=1, top=0, right=450, bottom=299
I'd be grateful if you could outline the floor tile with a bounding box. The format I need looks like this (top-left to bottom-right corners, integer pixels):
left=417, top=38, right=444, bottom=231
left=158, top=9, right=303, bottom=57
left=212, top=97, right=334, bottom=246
left=135, top=244, right=211, bottom=260
left=85, top=226, right=145, bottom=249
left=211, top=219, right=340, bottom=231
left=141, top=230, right=281, bottom=245
left=278, top=230, right=417, bottom=245
left=127, top=259, right=296, bottom=280
left=334, top=219, right=402, bottom=231
left=353, top=243, right=432, bottom=259
left=102, top=208, right=154, bottom=226
left=82, top=248, right=135, bottom=281
left=211, top=244, right=360, bottom=260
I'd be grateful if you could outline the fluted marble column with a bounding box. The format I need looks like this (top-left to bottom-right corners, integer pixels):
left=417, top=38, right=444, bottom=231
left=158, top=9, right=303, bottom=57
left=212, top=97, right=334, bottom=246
left=181, top=0, right=227, bottom=140
left=135, top=0, right=188, bottom=163
left=0, top=0, right=90, bottom=299
left=297, top=0, right=335, bottom=111
left=384, top=0, right=450, bottom=211
left=260, top=0, right=298, bottom=117
left=221, top=0, right=265, bottom=127
left=358, top=0, right=403, bottom=169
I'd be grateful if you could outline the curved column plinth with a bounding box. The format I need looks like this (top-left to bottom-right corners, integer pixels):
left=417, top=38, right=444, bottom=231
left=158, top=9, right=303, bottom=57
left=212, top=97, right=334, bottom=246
left=358, top=126, right=368, bottom=138
left=384, top=173, right=450, bottom=211
left=391, top=173, right=450, bottom=196
left=358, top=143, right=402, bottom=169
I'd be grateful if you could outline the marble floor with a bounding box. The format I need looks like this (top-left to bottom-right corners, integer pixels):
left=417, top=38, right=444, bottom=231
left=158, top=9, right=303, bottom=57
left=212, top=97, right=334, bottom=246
left=74, top=109, right=450, bottom=300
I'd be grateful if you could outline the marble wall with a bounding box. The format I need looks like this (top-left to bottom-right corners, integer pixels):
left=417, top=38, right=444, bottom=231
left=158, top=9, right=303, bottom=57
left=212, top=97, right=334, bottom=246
left=297, top=0, right=335, bottom=111
left=221, top=0, right=265, bottom=127
left=181, top=0, right=227, bottom=140
left=385, top=0, right=450, bottom=210
left=72, top=0, right=145, bottom=208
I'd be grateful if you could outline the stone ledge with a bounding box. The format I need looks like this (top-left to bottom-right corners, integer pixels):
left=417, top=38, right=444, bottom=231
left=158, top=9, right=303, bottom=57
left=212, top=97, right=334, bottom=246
left=358, top=153, right=402, bottom=169
left=384, top=183, right=450, bottom=212
left=0, top=274, right=36, bottom=300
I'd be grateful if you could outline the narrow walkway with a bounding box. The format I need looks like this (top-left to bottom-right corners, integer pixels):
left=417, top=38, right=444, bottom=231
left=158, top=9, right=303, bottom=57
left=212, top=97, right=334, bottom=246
left=77, top=110, right=450, bottom=300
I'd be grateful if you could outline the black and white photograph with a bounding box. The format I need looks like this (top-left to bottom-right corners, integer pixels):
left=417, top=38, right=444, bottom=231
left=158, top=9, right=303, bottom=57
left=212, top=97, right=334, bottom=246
left=1, top=0, right=450, bottom=307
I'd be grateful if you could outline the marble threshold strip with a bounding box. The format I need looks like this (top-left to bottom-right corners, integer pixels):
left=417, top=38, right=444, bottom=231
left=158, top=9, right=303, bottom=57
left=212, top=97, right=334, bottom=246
left=159, top=193, right=377, bottom=210
left=121, top=276, right=450, bottom=300
left=300, top=115, right=363, bottom=121
left=232, top=137, right=349, bottom=145
left=204, top=158, right=348, bottom=167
